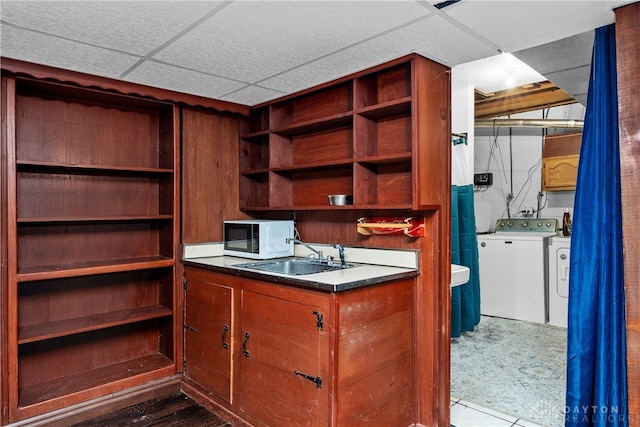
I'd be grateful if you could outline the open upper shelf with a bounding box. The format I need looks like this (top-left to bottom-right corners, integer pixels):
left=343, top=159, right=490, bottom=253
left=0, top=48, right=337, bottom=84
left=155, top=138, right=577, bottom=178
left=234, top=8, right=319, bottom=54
left=238, top=54, right=450, bottom=211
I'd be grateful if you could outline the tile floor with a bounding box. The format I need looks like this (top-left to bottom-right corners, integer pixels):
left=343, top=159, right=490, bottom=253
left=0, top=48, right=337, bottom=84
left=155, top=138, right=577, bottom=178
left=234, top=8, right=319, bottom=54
left=450, top=316, right=566, bottom=426
left=451, top=397, right=544, bottom=427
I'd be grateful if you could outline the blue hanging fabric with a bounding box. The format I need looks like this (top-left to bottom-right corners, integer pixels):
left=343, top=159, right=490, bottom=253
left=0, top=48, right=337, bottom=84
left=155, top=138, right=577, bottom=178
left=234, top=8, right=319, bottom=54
left=565, top=24, right=627, bottom=426
left=450, top=184, right=480, bottom=337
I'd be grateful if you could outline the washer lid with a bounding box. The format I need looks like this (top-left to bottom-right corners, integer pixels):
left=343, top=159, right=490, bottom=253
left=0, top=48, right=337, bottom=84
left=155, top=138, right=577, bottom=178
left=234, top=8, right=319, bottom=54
left=478, top=232, right=555, bottom=241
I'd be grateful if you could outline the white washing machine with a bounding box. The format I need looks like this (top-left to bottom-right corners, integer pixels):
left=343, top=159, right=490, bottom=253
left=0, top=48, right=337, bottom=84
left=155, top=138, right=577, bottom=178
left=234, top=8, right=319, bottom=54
left=477, top=218, right=557, bottom=324
left=548, top=236, right=570, bottom=327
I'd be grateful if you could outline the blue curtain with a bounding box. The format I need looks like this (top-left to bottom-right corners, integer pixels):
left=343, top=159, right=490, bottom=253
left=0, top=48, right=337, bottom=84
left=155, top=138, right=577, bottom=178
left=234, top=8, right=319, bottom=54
left=451, top=184, right=480, bottom=337
left=565, top=24, right=627, bottom=426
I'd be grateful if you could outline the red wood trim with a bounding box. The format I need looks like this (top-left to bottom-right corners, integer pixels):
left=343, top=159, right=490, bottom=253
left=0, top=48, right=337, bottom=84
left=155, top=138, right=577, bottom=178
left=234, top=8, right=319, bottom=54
left=2, top=74, right=19, bottom=424
left=1, top=57, right=250, bottom=116
left=0, top=74, right=11, bottom=426
left=616, top=3, right=640, bottom=425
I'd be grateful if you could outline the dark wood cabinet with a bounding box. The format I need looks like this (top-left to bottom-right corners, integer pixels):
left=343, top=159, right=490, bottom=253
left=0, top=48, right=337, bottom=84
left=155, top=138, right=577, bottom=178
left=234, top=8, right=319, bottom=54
left=181, top=266, right=415, bottom=427
left=3, top=75, right=180, bottom=422
left=184, top=271, right=233, bottom=403
left=238, top=54, right=450, bottom=211
left=238, top=288, right=330, bottom=427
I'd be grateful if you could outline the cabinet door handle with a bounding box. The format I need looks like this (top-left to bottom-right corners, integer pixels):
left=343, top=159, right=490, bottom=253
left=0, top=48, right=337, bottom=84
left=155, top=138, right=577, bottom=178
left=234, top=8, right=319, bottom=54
left=242, top=332, right=250, bottom=358
left=312, top=311, right=323, bottom=331
left=222, top=325, right=229, bottom=350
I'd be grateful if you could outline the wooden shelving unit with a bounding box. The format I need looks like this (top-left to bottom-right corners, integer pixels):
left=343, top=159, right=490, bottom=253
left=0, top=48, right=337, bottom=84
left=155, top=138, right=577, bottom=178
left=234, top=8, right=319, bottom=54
left=238, top=55, right=450, bottom=211
left=4, top=75, right=180, bottom=421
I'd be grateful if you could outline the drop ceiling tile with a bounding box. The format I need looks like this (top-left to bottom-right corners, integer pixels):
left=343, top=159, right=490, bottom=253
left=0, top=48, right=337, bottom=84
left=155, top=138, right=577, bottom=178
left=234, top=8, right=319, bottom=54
left=259, top=14, right=499, bottom=97
left=545, top=66, right=591, bottom=100
left=255, top=50, right=404, bottom=102
left=124, top=61, right=247, bottom=100
left=572, top=94, right=588, bottom=107
left=0, top=24, right=140, bottom=77
left=0, top=1, right=217, bottom=55
left=512, top=31, right=594, bottom=75
left=396, top=14, right=501, bottom=65
left=444, top=1, right=621, bottom=53
left=222, top=85, right=288, bottom=106
left=152, top=1, right=431, bottom=84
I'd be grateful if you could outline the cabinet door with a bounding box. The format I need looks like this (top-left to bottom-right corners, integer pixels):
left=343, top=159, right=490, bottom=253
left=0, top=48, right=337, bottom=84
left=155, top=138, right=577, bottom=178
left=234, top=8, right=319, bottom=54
left=542, top=154, right=579, bottom=191
left=239, top=289, right=329, bottom=427
left=184, top=277, right=233, bottom=403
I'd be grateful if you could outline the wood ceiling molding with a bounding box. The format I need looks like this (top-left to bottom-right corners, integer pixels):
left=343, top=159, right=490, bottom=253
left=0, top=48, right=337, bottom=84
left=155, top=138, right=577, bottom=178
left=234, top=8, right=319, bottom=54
left=475, top=80, right=577, bottom=119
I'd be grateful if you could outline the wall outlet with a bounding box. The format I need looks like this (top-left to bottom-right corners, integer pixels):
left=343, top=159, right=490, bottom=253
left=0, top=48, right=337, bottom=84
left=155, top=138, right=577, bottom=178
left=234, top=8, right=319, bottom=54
left=474, top=173, right=493, bottom=186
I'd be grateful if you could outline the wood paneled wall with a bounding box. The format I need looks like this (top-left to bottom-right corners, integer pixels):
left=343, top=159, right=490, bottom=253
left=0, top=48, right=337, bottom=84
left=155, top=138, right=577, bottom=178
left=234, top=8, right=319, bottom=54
left=181, top=107, right=249, bottom=243
left=616, top=3, right=640, bottom=425
left=294, top=208, right=451, bottom=426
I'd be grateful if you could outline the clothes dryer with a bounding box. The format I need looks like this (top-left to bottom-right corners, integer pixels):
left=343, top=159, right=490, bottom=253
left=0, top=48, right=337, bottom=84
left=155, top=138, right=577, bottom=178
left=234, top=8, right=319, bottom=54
left=548, top=236, right=570, bottom=327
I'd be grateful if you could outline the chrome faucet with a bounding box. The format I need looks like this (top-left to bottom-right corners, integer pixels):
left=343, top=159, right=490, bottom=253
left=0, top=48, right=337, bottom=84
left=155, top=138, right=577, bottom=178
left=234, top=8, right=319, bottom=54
left=286, top=238, right=323, bottom=261
left=333, top=244, right=346, bottom=267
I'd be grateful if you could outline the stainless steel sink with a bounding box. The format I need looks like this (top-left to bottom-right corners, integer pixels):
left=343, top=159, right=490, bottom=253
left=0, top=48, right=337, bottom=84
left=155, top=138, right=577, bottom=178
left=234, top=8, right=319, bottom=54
left=233, top=258, right=356, bottom=276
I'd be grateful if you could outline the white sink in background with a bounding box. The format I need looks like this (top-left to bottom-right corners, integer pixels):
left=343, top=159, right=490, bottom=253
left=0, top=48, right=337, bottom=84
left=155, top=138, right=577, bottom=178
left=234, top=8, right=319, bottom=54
left=451, top=264, right=470, bottom=287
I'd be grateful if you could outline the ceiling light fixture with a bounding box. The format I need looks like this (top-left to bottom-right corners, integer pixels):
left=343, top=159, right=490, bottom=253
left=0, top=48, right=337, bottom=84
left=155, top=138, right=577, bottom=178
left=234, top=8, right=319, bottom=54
left=504, top=67, right=517, bottom=87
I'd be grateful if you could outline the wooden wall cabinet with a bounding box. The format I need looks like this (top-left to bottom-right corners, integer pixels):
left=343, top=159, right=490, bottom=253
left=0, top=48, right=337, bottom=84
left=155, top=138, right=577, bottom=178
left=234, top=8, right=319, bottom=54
left=542, top=132, right=582, bottom=191
left=3, top=76, right=180, bottom=422
left=238, top=54, right=450, bottom=211
left=542, top=155, right=580, bottom=191
left=182, top=267, right=415, bottom=427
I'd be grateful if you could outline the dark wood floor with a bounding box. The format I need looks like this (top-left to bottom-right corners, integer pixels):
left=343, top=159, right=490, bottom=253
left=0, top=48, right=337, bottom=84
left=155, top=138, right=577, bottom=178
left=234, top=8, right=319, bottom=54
left=71, top=392, right=231, bottom=427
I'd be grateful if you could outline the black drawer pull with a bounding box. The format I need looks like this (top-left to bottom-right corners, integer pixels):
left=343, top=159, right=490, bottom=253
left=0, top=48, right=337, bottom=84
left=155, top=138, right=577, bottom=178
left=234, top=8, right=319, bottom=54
left=222, top=325, right=229, bottom=349
left=242, top=332, right=250, bottom=358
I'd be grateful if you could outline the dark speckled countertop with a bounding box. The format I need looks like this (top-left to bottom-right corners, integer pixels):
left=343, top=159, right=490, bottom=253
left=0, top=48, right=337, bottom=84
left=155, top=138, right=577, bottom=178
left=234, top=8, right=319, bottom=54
left=182, top=243, right=419, bottom=292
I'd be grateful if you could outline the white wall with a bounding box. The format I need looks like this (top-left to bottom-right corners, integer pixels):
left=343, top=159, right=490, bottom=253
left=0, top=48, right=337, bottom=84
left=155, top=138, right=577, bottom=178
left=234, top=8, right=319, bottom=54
left=473, top=104, right=585, bottom=233
left=451, top=55, right=583, bottom=234
left=451, top=68, right=475, bottom=186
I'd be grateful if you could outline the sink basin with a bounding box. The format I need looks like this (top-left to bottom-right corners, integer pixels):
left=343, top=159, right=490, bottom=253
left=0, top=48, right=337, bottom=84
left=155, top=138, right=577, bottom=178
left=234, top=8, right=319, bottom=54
left=233, top=258, right=356, bottom=276
left=451, top=264, right=470, bottom=287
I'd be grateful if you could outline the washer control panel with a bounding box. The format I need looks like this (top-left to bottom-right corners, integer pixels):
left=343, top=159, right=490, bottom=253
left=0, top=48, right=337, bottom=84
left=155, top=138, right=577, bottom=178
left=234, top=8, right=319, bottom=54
left=495, top=218, right=558, bottom=233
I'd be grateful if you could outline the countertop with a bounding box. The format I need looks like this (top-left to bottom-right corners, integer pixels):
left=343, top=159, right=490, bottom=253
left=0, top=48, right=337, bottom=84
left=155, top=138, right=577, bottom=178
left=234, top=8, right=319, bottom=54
left=182, top=243, right=420, bottom=292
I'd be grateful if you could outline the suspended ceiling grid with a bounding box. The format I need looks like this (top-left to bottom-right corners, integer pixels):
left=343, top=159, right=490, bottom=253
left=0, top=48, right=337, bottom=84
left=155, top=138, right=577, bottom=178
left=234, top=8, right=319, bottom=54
left=0, top=1, right=634, bottom=106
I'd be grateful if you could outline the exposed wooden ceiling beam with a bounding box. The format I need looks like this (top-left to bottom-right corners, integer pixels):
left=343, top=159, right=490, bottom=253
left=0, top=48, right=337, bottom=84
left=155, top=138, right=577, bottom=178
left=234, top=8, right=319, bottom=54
left=474, top=80, right=577, bottom=119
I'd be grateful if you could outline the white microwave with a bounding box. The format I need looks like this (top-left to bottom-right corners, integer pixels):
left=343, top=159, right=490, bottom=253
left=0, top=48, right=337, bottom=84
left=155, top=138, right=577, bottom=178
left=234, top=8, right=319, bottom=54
left=223, top=220, right=295, bottom=259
